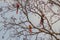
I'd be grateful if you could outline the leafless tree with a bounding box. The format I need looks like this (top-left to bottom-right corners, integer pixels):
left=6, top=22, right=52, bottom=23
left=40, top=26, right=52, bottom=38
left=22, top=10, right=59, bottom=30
left=0, top=0, right=60, bottom=40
